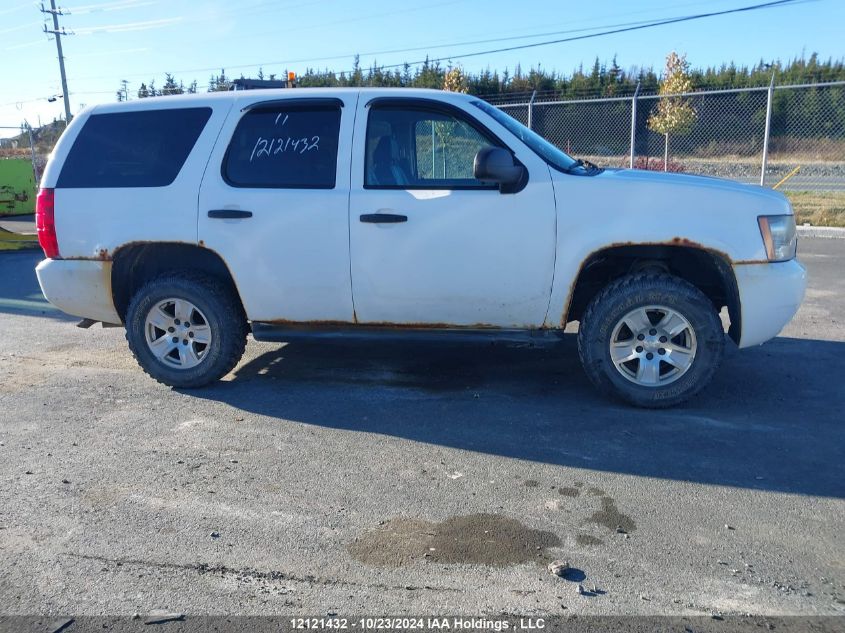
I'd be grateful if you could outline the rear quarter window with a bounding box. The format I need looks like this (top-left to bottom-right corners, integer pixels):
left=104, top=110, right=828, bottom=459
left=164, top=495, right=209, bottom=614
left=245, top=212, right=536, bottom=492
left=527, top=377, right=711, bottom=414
left=56, top=107, right=212, bottom=188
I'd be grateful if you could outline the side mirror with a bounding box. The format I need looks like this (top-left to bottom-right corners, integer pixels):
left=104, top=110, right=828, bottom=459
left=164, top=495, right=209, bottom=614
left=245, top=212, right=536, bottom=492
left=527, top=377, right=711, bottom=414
left=473, top=146, right=526, bottom=193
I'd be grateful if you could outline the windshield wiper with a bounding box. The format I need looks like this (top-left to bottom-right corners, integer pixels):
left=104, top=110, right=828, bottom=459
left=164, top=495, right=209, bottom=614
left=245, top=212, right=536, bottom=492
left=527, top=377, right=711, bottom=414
left=567, top=158, right=601, bottom=173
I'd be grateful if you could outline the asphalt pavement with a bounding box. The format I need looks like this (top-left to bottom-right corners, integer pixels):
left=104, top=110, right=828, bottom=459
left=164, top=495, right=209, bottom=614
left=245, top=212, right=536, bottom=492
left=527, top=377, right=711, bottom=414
left=0, top=214, right=35, bottom=235
left=0, top=238, right=843, bottom=617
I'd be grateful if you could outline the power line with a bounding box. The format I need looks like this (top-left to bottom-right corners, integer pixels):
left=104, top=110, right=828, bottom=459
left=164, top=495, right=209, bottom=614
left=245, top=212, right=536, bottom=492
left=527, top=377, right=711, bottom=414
left=0, top=2, right=34, bottom=16
left=325, top=0, right=812, bottom=75
left=0, top=20, right=41, bottom=35
left=79, top=0, right=812, bottom=93
left=194, top=0, right=813, bottom=82
left=18, top=0, right=812, bottom=109
left=68, top=15, right=678, bottom=81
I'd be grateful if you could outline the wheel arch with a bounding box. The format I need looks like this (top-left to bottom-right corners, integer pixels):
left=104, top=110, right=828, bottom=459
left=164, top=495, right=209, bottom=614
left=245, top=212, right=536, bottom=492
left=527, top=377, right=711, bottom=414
left=111, top=241, right=246, bottom=322
left=564, top=243, right=741, bottom=344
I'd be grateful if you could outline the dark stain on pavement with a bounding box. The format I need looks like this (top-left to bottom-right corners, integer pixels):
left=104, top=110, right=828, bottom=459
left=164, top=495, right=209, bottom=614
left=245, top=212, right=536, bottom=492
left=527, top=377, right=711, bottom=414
left=585, top=495, right=637, bottom=534
left=348, top=513, right=561, bottom=568
left=558, top=486, right=581, bottom=497
left=575, top=534, right=604, bottom=546
left=523, top=479, right=540, bottom=488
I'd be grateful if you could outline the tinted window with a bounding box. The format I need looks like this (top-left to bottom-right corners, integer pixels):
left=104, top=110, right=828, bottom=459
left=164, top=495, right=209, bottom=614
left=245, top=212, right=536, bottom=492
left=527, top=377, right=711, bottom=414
left=366, top=106, right=498, bottom=188
left=57, top=107, right=211, bottom=188
left=223, top=104, right=341, bottom=188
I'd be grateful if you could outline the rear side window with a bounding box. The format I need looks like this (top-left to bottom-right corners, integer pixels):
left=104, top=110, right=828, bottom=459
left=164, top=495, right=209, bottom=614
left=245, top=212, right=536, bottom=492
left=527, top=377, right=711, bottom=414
left=223, top=103, right=341, bottom=189
left=57, top=107, right=212, bottom=188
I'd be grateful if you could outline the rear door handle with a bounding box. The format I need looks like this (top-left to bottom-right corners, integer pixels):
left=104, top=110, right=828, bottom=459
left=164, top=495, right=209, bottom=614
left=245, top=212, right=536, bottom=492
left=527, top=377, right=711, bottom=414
left=360, top=213, right=407, bottom=224
left=208, top=209, right=252, bottom=219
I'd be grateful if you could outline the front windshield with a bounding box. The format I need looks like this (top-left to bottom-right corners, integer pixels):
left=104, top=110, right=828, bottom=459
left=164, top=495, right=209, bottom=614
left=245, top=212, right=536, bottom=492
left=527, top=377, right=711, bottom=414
left=471, top=100, right=581, bottom=173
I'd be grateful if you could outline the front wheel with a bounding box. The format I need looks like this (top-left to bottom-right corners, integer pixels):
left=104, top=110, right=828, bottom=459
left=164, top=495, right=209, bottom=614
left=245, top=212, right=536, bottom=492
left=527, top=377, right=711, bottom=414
left=577, top=273, right=724, bottom=408
left=125, top=273, right=248, bottom=388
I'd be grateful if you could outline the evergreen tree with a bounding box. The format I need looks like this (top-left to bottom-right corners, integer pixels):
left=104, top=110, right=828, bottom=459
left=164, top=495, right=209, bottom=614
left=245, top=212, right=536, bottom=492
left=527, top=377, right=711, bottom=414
left=116, top=52, right=845, bottom=108
left=161, top=73, right=183, bottom=96
left=116, top=79, right=129, bottom=102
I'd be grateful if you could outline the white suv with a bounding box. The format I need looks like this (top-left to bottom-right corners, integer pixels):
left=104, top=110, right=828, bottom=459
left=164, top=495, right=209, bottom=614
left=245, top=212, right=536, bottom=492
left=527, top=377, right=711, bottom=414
left=35, top=88, right=806, bottom=407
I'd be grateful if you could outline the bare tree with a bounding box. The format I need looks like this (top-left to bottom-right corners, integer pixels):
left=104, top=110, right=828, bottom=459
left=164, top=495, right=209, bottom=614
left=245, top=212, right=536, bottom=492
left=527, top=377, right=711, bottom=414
left=648, top=52, right=697, bottom=171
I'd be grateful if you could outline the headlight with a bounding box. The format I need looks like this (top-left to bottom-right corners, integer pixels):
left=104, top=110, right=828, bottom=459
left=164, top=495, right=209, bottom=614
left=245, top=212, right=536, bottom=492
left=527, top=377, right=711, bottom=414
left=757, top=215, right=797, bottom=262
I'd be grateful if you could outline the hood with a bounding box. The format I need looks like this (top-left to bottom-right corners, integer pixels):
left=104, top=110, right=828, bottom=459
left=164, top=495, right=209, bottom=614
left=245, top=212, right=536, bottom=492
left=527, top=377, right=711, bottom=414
left=592, top=168, right=791, bottom=209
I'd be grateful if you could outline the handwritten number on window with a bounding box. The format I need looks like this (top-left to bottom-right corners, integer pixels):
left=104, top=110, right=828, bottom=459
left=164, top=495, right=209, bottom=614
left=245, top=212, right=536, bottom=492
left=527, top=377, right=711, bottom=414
left=247, top=112, right=322, bottom=162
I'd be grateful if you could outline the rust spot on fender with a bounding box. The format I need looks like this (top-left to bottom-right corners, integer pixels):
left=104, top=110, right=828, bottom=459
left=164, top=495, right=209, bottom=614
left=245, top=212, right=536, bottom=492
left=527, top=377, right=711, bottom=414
left=110, top=239, right=196, bottom=258
left=64, top=247, right=114, bottom=261
left=559, top=239, right=736, bottom=326
left=64, top=254, right=112, bottom=261
left=669, top=236, right=703, bottom=248
left=66, top=239, right=216, bottom=262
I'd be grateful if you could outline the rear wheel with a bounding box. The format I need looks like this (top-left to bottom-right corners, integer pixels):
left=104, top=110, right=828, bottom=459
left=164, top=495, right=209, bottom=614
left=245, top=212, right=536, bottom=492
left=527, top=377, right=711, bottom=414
left=577, top=273, right=724, bottom=408
left=125, top=273, right=247, bottom=388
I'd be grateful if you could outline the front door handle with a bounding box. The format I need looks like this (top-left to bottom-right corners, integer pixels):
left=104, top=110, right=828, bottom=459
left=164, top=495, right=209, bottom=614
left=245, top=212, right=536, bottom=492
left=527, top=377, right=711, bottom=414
left=360, top=213, right=407, bottom=224
left=208, top=209, right=253, bottom=219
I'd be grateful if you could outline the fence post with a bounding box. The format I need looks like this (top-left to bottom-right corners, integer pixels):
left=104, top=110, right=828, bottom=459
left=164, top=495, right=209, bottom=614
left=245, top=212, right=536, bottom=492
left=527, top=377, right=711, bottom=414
left=760, top=72, right=775, bottom=186
left=26, top=124, right=39, bottom=185
left=527, top=90, right=537, bottom=130
left=629, top=82, right=640, bottom=169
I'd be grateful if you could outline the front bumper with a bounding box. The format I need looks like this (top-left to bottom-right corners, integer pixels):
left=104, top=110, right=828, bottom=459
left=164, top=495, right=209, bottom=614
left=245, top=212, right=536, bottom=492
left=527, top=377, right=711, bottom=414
left=35, top=258, right=122, bottom=325
left=735, top=259, right=806, bottom=348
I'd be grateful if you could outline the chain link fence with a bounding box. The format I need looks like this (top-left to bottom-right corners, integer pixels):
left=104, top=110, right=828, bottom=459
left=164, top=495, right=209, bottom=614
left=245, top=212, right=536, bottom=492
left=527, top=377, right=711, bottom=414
left=2, top=86, right=843, bottom=225
left=495, top=81, right=845, bottom=192
left=494, top=81, right=845, bottom=225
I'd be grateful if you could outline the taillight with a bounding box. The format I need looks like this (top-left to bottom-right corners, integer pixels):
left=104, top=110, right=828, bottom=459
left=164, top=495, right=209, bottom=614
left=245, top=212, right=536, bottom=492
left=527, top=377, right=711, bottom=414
left=36, top=188, right=60, bottom=259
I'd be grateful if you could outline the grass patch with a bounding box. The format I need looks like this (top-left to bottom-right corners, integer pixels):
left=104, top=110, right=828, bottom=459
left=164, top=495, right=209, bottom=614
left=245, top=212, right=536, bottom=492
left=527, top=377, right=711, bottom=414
left=785, top=191, right=845, bottom=228
left=0, top=228, right=38, bottom=251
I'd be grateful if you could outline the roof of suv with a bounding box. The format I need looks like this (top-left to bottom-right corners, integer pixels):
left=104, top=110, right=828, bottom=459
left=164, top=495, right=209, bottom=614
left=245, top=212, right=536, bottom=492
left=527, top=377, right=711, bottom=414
left=89, top=87, right=477, bottom=115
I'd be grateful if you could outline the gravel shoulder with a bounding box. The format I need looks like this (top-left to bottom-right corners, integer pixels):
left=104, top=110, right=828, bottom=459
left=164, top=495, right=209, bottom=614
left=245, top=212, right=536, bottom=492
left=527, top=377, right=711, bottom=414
left=0, top=240, right=843, bottom=617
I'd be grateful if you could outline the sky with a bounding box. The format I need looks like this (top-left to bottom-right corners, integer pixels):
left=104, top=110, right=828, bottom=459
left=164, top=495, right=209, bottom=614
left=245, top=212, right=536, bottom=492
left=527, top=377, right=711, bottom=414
left=0, top=0, right=842, bottom=138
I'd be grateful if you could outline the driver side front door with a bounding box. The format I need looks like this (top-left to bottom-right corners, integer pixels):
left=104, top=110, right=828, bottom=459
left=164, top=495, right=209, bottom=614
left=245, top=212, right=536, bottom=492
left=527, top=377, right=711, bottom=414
left=348, top=98, right=557, bottom=328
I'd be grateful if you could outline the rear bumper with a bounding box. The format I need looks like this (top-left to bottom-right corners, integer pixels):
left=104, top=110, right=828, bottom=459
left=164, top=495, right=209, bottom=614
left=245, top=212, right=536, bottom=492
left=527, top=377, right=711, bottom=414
left=735, top=259, right=806, bottom=348
left=35, top=258, right=122, bottom=325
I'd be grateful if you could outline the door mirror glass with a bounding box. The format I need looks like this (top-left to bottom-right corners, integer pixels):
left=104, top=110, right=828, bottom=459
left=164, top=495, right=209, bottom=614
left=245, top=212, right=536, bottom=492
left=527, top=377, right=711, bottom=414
left=473, top=147, right=526, bottom=193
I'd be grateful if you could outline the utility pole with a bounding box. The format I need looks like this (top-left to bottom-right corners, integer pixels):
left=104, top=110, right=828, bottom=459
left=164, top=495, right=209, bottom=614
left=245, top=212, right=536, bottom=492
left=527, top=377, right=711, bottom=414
left=41, top=0, right=72, bottom=124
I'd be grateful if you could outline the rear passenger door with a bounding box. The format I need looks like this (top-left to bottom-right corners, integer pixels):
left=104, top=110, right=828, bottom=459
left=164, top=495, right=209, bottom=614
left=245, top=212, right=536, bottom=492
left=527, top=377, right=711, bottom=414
left=198, top=96, right=356, bottom=323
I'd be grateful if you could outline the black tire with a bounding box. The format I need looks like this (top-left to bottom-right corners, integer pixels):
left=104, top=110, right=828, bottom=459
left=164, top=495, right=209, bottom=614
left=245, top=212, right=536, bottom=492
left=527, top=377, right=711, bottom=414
left=125, top=272, right=248, bottom=388
left=577, top=272, right=724, bottom=408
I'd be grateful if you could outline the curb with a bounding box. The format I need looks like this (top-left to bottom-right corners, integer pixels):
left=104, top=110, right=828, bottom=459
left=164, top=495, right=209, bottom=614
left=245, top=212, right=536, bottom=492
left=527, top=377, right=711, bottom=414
left=797, top=226, right=845, bottom=239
